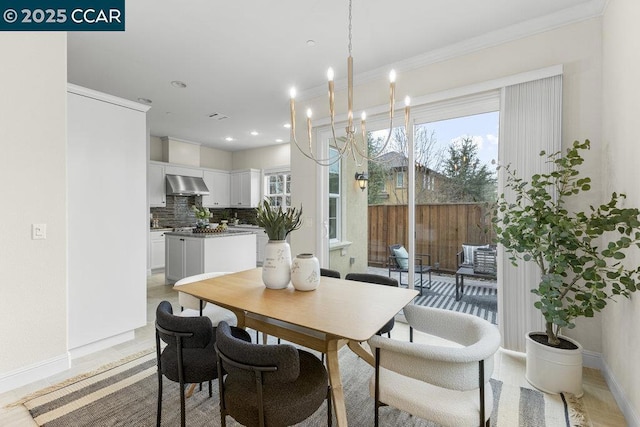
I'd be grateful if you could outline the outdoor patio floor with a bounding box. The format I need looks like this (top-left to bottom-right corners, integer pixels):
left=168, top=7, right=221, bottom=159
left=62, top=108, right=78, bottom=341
left=367, top=266, right=498, bottom=324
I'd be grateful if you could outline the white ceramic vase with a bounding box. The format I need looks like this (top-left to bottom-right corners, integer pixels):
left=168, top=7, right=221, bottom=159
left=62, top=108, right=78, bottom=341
left=262, top=240, right=292, bottom=289
left=291, top=253, right=320, bottom=291
left=525, top=332, right=583, bottom=397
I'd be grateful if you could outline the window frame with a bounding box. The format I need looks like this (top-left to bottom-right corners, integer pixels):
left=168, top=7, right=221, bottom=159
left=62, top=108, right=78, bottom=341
left=328, top=147, right=341, bottom=243
left=263, top=170, right=291, bottom=209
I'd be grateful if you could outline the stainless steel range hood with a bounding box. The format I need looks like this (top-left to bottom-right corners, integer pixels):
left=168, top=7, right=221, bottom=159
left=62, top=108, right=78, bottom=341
left=165, top=174, right=210, bottom=196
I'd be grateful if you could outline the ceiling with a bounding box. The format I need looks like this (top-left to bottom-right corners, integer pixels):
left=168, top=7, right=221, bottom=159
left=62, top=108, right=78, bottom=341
left=67, top=0, right=602, bottom=152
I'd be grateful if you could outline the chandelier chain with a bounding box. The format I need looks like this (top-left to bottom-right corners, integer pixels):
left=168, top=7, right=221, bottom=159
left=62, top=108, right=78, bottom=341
left=348, top=0, right=352, bottom=55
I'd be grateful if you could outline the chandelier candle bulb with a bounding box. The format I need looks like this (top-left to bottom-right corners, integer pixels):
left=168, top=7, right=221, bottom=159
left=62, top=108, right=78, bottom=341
left=289, top=89, right=296, bottom=138
left=347, top=55, right=354, bottom=129
left=404, top=96, right=411, bottom=132
left=306, top=109, right=313, bottom=146
left=328, top=70, right=335, bottom=118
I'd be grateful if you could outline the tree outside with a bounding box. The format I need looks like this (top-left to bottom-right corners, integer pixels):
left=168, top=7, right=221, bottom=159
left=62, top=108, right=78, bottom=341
left=439, top=136, right=497, bottom=202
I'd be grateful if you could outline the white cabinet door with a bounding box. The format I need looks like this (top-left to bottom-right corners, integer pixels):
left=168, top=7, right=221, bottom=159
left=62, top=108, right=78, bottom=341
left=184, top=238, right=204, bottom=278
left=150, top=231, right=166, bottom=270
left=148, top=163, right=166, bottom=207
left=202, top=170, right=230, bottom=208
left=166, top=235, right=204, bottom=282
left=230, top=169, right=261, bottom=207
left=256, top=232, right=268, bottom=265
left=165, top=235, right=184, bottom=282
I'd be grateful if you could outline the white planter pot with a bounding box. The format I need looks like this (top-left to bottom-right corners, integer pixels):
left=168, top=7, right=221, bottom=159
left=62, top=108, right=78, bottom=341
left=525, top=332, right=583, bottom=397
left=291, top=253, right=320, bottom=291
left=261, top=240, right=291, bottom=289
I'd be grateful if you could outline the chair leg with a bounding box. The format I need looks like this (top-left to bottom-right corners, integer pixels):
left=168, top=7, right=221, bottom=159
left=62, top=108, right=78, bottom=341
left=180, top=381, right=186, bottom=427
left=209, top=380, right=212, bottom=397
left=374, top=348, right=381, bottom=427
left=156, top=372, right=162, bottom=427
left=409, top=326, right=413, bottom=343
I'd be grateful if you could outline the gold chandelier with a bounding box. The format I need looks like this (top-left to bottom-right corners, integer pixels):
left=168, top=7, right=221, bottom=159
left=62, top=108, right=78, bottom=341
left=289, top=0, right=411, bottom=167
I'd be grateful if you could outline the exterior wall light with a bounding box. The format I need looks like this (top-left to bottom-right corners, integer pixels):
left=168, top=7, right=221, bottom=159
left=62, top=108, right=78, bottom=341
left=355, top=172, right=368, bottom=191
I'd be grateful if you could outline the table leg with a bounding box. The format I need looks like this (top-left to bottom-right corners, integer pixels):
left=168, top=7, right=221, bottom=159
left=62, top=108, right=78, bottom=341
left=326, top=339, right=348, bottom=426
left=347, top=340, right=374, bottom=366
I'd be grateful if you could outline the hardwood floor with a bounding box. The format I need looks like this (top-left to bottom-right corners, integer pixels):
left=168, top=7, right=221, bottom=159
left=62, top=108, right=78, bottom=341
left=0, top=272, right=628, bottom=426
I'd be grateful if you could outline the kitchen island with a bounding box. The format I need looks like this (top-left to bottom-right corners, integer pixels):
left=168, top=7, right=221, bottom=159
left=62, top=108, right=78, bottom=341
left=165, top=230, right=257, bottom=283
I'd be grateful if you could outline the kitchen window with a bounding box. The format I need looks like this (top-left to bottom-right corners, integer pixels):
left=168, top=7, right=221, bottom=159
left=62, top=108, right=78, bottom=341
left=264, top=172, right=291, bottom=208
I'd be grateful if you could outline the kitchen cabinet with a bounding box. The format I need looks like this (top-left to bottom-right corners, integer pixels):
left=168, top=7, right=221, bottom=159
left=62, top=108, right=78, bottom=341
left=165, top=165, right=203, bottom=178
left=67, top=84, right=149, bottom=354
left=165, top=232, right=256, bottom=283
left=148, top=163, right=166, bottom=207
left=202, top=170, right=230, bottom=208
left=150, top=230, right=168, bottom=270
left=234, top=226, right=268, bottom=265
left=230, top=169, right=261, bottom=207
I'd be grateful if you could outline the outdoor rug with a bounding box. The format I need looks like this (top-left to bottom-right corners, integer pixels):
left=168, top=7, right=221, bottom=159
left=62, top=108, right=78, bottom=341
left=414, top=279, right=498, bottom=325
left=9, top=347, right=591, bottom=427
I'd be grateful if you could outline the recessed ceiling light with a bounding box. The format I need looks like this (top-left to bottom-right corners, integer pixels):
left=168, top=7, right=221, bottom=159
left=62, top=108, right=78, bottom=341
left=225, top=137, right=234, bottom=142
left=283, top=123, right=291, bottom=129
left=275, top=139, right=283, bottom=143
left=137, top=97, right=152, bottom=104
left=306, top=40, right=316, bottom=47
left=170, top=80, right=187, bottom=89
left=250, top=131, right=259, bottom=136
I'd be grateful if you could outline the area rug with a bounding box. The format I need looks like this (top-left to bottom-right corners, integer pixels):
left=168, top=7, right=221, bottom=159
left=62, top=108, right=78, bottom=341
left=10, top=347, right=590, bottom=427
left=414, top=279, right=498, bottom=325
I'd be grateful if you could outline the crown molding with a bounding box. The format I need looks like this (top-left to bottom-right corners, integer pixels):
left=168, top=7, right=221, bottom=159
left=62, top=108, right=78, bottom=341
left=299, top=0, right=606, bottom=101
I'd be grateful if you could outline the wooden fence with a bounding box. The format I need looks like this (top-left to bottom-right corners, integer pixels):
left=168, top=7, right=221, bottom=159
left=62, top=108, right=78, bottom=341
left=368, top=203, right=496, bottom=273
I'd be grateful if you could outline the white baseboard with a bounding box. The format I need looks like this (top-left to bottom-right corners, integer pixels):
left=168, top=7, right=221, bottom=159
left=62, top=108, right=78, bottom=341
left=582, top=349, right=603, bottom=370
left=68, top=330, right=135, bottom=360
left=601, top=358, right=640, bottom=427
left=0, top=353, right=70, bottom=394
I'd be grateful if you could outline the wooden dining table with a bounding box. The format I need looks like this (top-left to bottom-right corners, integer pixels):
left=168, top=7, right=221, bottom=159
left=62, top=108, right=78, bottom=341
left=175, top=267, right=418, bottom=427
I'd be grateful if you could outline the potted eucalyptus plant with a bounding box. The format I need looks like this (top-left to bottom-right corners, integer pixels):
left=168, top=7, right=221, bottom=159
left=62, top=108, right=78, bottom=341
left=493, top=139, right=640, bottom=396
left=255, top=199, right=303, bottom=289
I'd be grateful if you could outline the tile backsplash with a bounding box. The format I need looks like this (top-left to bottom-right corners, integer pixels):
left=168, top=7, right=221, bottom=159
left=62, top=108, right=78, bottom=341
left=150, top=196, right=257, bottom=228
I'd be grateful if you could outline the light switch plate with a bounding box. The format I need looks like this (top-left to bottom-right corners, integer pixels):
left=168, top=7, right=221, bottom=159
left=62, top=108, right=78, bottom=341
left=32, top=223, right=47, bottom=240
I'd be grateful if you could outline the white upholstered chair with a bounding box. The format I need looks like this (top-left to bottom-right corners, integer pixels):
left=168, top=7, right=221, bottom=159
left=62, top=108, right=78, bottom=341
left=368, top=305, right=501, bottom=427
left=173, top=272, right=237, bottom=327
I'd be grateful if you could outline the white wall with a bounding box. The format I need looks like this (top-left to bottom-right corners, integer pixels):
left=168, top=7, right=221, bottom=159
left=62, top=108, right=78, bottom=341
left=0, top=34, right=69, bottom=391
left=201, top=146, right=233, bottom=170
left=292, top=18, right=604, bottom=351
left=232, top=144, right=290, bottom=170
left=602, top=0, right=640, bottom=422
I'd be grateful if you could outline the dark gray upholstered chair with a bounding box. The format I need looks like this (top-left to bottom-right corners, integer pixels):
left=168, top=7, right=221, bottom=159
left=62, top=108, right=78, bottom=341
left=320, top=267, right=341, bottom=278
left=388, top=244, right=432, bottom=295
left=344, top=273, right=399, bottom=337
left=215, top=321, right=332, bottom=427
left=155, top=301, right=251, bottom=427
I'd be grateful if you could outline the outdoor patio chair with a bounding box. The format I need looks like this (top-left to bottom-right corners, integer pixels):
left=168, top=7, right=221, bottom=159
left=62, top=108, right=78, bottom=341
left=369, top=305, right=501, bottom=427
left=388, top=244, right=432, bottom=295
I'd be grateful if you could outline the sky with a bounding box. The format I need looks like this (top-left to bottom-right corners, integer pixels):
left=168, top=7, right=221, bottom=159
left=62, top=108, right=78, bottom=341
left=372, top=110, right=499, bottom=172
left=421, top=111, right=499, bottom=168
